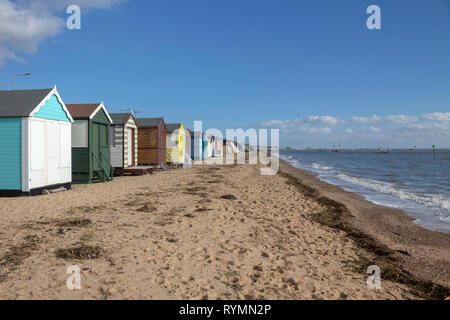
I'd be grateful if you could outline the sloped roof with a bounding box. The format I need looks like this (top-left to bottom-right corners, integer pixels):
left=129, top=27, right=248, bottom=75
left=136, top=117, right=164, bottom=128
left=0, top=88, right=53, bottom=117
left=110, top=113, right=132, bottom=125
left=66, top=103, right=101, bottom=118
left=166, top=123, right=182, bottom=133
left=66, top=103, right=113, bottom=123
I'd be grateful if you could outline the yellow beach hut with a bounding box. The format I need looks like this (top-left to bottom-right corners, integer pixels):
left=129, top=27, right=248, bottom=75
left=166, top=123, right=186, bottom=165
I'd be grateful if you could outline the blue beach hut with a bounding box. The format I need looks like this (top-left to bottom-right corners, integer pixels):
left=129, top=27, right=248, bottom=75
left=0, top=87, right=74, bottom=196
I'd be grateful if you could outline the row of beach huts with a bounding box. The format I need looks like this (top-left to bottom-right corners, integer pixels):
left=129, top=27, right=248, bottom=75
left=0, top=87, right=238, bottom=196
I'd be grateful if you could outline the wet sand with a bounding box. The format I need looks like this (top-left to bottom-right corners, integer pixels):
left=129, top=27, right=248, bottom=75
left=0, top=162, right=447, bottom=299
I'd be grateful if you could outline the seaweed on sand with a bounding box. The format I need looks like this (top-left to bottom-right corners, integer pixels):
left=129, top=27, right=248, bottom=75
left=0, top=235, right=41, bottom=282
left=221, top=194, right=237, bottom=200
left=280, top=171, right=450, bottom=300
left=56, top=218, right=92, bottom=228
left=56, top=246, right=104, bottom=260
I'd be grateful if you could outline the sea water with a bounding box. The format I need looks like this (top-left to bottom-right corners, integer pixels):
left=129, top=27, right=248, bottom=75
left=280, top=149, right=450, bottom=233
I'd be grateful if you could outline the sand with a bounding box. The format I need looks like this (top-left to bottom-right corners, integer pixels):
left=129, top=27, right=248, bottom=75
left=0, top=162, right=446, bottom=300
left=279, top=160, right=450, bottom=290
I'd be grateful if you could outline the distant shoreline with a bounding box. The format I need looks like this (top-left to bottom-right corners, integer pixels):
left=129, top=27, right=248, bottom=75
left=279, top=148, right=450, bottom=152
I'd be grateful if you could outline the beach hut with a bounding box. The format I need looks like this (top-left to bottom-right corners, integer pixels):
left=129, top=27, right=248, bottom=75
left=191, top=131, right=204, bottom=161
left=0, top=87, right=73, bottom=196
left=214, top=136, right=223, bottom=157
left=109, top=113, right=138, bottom=169
left=206, top=136, right=215, bottom=158
left=66, top=103, right=114, bottom=183
left=185, top=129, right=192, bottom=159
left=202, top=134, right=208, bottom=160
left=136, top=118, right=167, bottom=165
left=166, top=123, right=186, bottom=164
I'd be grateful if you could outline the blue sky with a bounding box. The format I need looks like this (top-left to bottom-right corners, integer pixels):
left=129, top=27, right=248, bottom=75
left=0, top=0, right=449, bottom=148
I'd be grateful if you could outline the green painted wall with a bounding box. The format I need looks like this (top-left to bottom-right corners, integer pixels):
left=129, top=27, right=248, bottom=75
left=72, top=108, right=112, bottom=183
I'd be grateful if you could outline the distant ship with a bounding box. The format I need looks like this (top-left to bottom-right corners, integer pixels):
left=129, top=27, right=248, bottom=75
left=331, top=145, right=341, bottom=152
left=374, top=148, right=389, bottom=154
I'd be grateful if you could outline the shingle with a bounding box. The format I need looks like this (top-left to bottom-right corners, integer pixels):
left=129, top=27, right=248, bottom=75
left=0, top=89, right=53, bottom=118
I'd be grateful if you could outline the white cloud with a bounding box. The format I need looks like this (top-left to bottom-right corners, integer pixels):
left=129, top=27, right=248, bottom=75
left=384, top=114, right=418, bottom=124
left=0, top=0, right=125, bottom=66
left=260, top=115, right=340, bottom=129
left=421, top=112, right=450, bottom=122
left=350, top=115, right=382, bottom=124
left=0, top=0, right=63, bottom=65
left=260, top=111, right=450, bottom=148
left=304, top=115, right=341, bottom=125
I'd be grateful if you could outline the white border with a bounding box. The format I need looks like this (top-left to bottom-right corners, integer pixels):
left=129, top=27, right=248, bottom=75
left=21, top=117, right=30, bottom=192
left=90, top=102, right=113, bottom=124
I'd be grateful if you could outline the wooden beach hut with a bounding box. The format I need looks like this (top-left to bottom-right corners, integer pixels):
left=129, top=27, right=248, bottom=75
left=136, top=118, right=167, bottom=165
left=0, top=87, right=73, bottom=196
left=66, top=103, right=114, bottom=183
left=109, top=113, right=138, bottom=169
left=166, top=123, right=186, bottom=164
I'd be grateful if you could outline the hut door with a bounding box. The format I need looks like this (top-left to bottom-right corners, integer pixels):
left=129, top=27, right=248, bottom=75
left=98, top=124, right=109, bottom=165
left=127, top=128, right=134, bottom=166
left=46, top=121, right=58, bottom=185
left=92, top=124, right=99, bottom=172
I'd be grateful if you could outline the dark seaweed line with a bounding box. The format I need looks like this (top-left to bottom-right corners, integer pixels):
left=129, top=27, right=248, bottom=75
left=279, top=171, right=450, bottom=300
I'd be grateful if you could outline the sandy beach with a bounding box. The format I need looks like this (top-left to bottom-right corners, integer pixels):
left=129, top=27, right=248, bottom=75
left=0, top=161, right=448, bottom=300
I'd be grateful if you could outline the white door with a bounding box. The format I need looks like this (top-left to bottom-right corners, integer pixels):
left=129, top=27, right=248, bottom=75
left=46, top=121, right=59, bottom=184
left=127, top=128, right=133, bottom=167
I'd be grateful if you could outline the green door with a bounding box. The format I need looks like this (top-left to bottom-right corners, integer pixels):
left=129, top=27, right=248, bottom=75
left=99, top=123, right=110, bottom=166
left=92, top=123, right=110, bottom=177
left=92, top=123, right=100, bottom=172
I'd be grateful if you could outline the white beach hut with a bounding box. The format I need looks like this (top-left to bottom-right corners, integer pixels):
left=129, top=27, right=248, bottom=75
left=0, top=87, right=74, bottom=196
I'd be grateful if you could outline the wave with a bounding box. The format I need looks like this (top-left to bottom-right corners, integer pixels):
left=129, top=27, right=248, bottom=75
left=312, top=163, right=333, bottom=171
left=336, top=173, right=450, bottom=214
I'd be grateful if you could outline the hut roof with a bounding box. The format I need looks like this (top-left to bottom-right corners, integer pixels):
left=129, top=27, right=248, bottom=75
left=109, top=113, right=133, bottom=125
left=66, top=103, right=100, bottom=118
left=136, top=117, right=164, bottom=128
left=166, top=123, right=182, bottom=133
left=66, top=103, right=113, bottom=123
left=0, top=88, right=53, bottom=118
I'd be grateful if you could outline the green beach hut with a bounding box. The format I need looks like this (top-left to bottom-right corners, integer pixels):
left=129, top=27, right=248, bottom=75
left=66, top=103, right=114, bottom=183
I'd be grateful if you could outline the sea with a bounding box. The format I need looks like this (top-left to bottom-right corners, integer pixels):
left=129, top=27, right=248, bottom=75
left=280, top=149, right=450, bottom=234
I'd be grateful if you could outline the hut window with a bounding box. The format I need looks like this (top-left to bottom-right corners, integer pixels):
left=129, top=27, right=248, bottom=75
left=72, top=120, right=88, bottom=148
